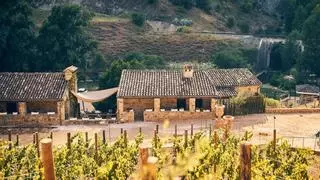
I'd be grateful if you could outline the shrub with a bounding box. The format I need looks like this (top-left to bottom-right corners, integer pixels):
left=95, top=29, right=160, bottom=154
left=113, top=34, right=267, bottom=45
left=211, top=48, right=247, bottom=68
left=226, top=17, right=235, bottom=28
left=147, top=0, right=158, bottom=4
left=131, top=13, right=145, bottom=26
left=238, top=22, right=250, bottom=33
left=176, top=26, right=192, bottom=33
left=265, top=98, right=281, bottom=108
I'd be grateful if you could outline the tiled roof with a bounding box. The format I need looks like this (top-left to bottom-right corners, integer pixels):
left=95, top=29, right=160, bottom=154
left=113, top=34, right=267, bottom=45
left=0, top=73, right=68, bottom=101
left=118, top=68, right=261, bottom=98
left=296, top=84, right=319, bottom=95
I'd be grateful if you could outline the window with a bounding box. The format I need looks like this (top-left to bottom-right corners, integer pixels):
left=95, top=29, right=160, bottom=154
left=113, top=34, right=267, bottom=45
left=6, top=102, right=18, bottom=113
left=177, top=98, right=187, bottom=109
left=196, top=99, right=203, bottom=109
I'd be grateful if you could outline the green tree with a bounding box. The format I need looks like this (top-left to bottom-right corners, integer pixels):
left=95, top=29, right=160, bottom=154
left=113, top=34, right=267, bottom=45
left=280, top=31, right=302, bottom=72
left=0, top=0, right=36, bottom=72
left=36, top=5, right=101, bottom=71
left=292, top=5, right=308, bottom=32
left=211, top=48, right=247, bottom=68
left=301, top=4, right=320, bottom=75
left=278, top=0, right=297, bottom=33
left=131, top=13, right=146, bottom=27
left=196, top=0, right=211, bottom=12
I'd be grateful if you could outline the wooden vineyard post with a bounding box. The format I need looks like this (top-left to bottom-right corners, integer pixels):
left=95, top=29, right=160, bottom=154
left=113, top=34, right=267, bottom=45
left=139, top=127, right=142, bottom=134
left=85, top=132, right=89, bottom=148
left=8, top=130, right=12, bottom=149
left=67, top=132, right=71, bottom=149
left=35, top=132, right=40, bottom=157
left=209, top=124, right=212, bottom=138
left=33, top=133, right=36, bottom=144
left=184, top=130, right=188, bottom=149
left=191, top=124, right=194, bottom=137
left=102, top=130, right=106, bottom=144
left=240, top=142, right=251, bottom=180
left=156, top=124, right=159, bottom=134
left=153, top=130, right=158, bottom=149
left=15, top=134, right=19, bottom=146
left=40, top=138, right=56, bottom=180
left=273, top=129, right=276, bottom=152
left=121, top=128, right=123, bottom=135
left=124, top=130, right=128, bottom=147
left=174, top=124, right=177, bottom=137
left=95, top=133, right=98, bottom=162
left=50, top=132, right=53, bottom=140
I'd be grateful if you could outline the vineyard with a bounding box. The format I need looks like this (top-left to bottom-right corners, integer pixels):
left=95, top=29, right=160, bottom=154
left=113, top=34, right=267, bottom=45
left=0, top=128, right=316, bottom=179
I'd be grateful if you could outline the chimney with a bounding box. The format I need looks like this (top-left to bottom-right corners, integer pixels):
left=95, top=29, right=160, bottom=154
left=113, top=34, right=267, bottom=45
left=183, top=64, right=194, bottom=78
left=63, top=65, right=78, bottom=92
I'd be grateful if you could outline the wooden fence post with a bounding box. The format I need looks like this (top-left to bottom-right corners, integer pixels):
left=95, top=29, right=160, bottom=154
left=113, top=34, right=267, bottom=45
left=67, top=132, right=71, bottom=149
left=102, top=130, right=106, bottom=144
left=50, top=132, right=53, bottom=140
left=240, top=142, right=251, bottom=180
left=33, top=133, right=36, bottom=144
left=40, top=138, right=56, bottom=180
left=156, top=124, right=159, bottom=134
left=8, top=130, right=12, bottom=149
left=139, top=127, right=142, bottom=134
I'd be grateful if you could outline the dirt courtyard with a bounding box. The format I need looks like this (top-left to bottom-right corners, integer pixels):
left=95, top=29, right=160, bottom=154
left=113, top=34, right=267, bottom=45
left=0, top=113, right=319, bottom=149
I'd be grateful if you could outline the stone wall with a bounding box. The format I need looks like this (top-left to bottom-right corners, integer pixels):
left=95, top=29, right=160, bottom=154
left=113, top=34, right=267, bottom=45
left=236, top=85, right=260, bottom=94
left=119, top=111, right=134, bottom=123
left=27, top=101, right=57, bottom=113
left=161, top=98, right=177, bottom=110
left=0, top=114, right=61, bottom=126
left=123, top=98, right=154, bottom=111
left=144, top=111, right=215, bottom=122
left=266, top=108, right=320, bottom=114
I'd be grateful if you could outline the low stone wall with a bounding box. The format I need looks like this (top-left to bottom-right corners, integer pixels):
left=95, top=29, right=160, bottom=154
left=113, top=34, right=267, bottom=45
left=266, top=108, right=320, bottom=114
left=144, top=111, right=214, bottom=122
left=0, top=114, right=61, bottom=126
left=119, top=111, right=134, bottom=123
left=63, top=119, right=108, bottom=125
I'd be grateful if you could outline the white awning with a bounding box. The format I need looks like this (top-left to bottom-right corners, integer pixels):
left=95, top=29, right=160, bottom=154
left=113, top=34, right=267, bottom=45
left=71, top=87, right=118, bottom=103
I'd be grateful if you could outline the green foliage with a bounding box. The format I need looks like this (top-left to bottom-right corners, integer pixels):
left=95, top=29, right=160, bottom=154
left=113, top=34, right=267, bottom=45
left=147, top=0, right=158, bottom=4
left=211, top=47, right=256, bottom=69
left=264, top=98, right=281, bottom=108
left=0, top=0, right=36, bottom=72
left=131, top=13, right=146, bottom=26
left=301, top=4, right=320, bottom=76
left=226, top=17, right=235, bottom=28
left=37, top=5, right=101, bottom=72
left=240, top=0, right=254, bottom=13
left=280, top=30, right=302, bottom=72
left=238, top=22, right=250, bottom=33
left=176, top=26, right=192, bottom=33
left=195, top=0, right=212, bottom=12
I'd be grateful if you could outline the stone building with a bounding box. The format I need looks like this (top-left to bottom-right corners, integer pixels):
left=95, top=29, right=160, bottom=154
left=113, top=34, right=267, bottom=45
left=0, top=66, right=79, bottom=125
left=117, top=65, right=262, bottom=122
left=296, top=84, right=320, bottom=104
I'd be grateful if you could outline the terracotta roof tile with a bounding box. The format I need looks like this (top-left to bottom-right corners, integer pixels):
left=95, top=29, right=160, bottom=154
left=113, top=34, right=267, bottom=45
left=0, top=72, right=68, bottom=101
left=118, top=68, right=261, bottom=98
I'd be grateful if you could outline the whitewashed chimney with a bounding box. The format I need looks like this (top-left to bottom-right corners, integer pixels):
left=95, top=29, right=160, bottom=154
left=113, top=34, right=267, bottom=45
left=183, top=64, right=194, bottom=78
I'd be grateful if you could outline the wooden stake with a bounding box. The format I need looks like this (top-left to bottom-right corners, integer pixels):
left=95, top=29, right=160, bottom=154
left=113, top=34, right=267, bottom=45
left=174, top=124, right=177, bottom=137
left=156, top=124, right=159, bottom=134
left=8, top=129, right=12, bottom=141
left=35, top=132, right=40, bottom=157
left=209, top=124, right=212, bottom=138
left=124, top=130, right=128, bottom=147
left=33, top=133, right=36, bottom=144
left=184, top=130, right=188, bottom=149
left=50, top=132, right=53, bottom=140
left=273, top=129, right=276, bottom=152
left=95, top=133, right=98, bottom=162
left=15, top=134, right=19, bottom=146
left=213, top=130, right=218, bottom=147
left=191, top=124, right=194, bottom=137
left=240, top=142, right=251, bottom=180
left=121, top=128, right=123, bottom=135
left=85, top=132, right=89, bottom=148
left=139, top=127, right=142, bottom=134
left=153, top=130, right=158, bottom=149
left=40, top=138, right=56, bottom=180
left=67, top=132, right=71, bottom=149
left=102, top=130, right=106, bottom=144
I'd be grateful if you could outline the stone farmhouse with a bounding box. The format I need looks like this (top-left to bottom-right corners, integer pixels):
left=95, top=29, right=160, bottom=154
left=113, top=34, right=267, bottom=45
left=117, top=65, right=262, bottom=122
left=0, top=66, right=79, bottom=125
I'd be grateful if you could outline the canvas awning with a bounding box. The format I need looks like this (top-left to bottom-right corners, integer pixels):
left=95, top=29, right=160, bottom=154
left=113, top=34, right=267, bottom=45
left=71, top=87, right=118, bottom=103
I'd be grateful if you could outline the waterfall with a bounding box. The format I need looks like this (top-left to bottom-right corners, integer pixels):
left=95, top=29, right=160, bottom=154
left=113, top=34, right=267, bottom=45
left=256, top=38, right=285, bottom=72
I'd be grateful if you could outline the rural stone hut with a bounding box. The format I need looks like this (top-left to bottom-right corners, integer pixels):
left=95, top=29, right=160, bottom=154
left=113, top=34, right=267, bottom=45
left=0, top=66, right=79, bottom=125
left=117, top=65, right=262, bottom=122
left=296, top=84, right=320, bottom=104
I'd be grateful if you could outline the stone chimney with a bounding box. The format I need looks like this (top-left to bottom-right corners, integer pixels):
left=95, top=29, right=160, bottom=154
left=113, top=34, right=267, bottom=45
left=183, top=64, right=194, bottom=78
left=63, top=65, right=78, bottom=92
